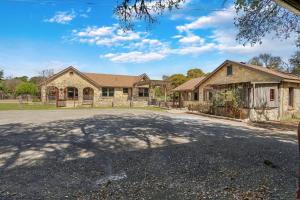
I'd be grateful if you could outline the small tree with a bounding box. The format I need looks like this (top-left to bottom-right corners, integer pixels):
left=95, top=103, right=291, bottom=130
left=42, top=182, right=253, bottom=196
left=187, top=68, right=205, bottom=79
left=167, top=74, right=187, bottom=88
left=16, top=82, right=38, bottom=101
left=289, top=51, right=300, bottom=75
left=248, top=53, right=287, bottom=71
left=0, top=69, right=3, bottom=81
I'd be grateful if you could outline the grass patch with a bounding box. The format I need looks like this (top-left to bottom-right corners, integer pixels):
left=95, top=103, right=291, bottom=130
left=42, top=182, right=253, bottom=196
left=81, top=106, right=166, bottom=112
left=0, top=103, right=57, bottom=111
left=0, top=103, right=165, bottom=112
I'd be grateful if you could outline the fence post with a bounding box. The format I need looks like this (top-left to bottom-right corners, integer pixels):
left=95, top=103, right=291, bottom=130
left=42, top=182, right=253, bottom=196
left=297, top=121, right=300, bottom=199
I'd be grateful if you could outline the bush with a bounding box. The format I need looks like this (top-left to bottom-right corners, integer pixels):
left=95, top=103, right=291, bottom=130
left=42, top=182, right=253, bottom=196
left=16, top=82, right=38, bottom=96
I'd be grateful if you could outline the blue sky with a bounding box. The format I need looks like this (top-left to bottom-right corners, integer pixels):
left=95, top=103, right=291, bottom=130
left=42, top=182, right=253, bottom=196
left=0, top=0, right=298, bottom=79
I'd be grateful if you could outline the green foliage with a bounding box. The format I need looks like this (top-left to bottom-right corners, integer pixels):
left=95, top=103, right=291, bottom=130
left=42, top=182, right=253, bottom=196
left=235, top=0, right=300, bottom=46
left=14, top=76, right=28, bottom=82
left=248, top=56, right=263, bottom=66
left=297, top=35, right=300, bottom=48
left=154, top=86, right=164, bottom=98
left=167, top=68, right=206, bottom=88
left=289, top=51, right=300, bottom=75
left=0, top=81, right=4, bottom=91
left=212, top=88, right=243, bottom=109
left=15, top=82, right=38, bottom=96
left=248, top=53, right=287, bottom=71
left=212, top=91, right=225, bottom=107
left=3, top=79, right=23, bottom=96
left=167, top=74, right=188, bottom=88
left=0, top=70, right=3, bottom=80
left=187, top=68, right=205, bottom=79
left=29, top=76, right=44, bottom=85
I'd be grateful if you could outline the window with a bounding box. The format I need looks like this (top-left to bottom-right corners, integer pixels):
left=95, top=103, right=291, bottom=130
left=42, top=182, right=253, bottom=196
left=67, top=87, right=78, bottom=100
left=102, top=88, right=114, bottom=97
left=270, top=89, right=275, bottom=101
left=227, top=65, right=233, bottom=76
left=288, top=87, right=294, bottom=107
left=193, top=92, right=198, bottom=101
left=138, top=88, right=149, bottom=97
left=69, top=71, right=74, bottom=75
left=208, top=91, right=213, bottom=101
left=203, top=90, right=212, bottom=102
left=123, top=88, right=129, bottom=94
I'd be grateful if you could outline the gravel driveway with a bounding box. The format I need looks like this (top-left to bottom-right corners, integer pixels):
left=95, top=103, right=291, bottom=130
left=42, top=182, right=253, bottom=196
left=0, top=109, right=298, bottom=199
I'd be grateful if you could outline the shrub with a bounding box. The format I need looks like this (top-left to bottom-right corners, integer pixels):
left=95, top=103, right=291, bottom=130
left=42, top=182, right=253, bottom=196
left=16, top=82, right=38, bottom=96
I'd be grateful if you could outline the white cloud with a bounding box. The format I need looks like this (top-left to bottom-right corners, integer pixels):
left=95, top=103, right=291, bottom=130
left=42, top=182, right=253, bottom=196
left=169, top=13, right=195, bottom=21
left=77, top=26, right=114, bottom=37
left=173, top=5, right=297, bottom=61
left=73, top=25, right=144, bottom=47
left=176, top=6, right=235, bottom=32
left=72, top=5, right=297, bottom=64
left=103, top=51, right=166, bottom=63
left=171, top=43, right=216, bottom=55
left=178, top=34, right=205, bottom=45
left=79, top=8, right=92, bottom=18
left=44, top=11, right=76, bottom=24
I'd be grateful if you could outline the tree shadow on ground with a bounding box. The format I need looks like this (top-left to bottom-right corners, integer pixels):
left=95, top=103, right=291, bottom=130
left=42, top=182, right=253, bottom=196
left=0, top=112, right=298, bottom=199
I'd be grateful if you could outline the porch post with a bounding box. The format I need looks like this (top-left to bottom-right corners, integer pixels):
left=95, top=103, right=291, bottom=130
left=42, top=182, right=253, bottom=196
left=164, top=85, right=167, bottom=103
left=179, top=92, right=182, bottom=108
left=252, top=83, right=256, bottom=109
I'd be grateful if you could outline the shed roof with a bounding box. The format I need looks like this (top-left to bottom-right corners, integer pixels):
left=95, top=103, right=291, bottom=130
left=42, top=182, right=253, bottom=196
left=194, top=60, right=300, bottom=88
left=173, top=76, right=206, bottom=91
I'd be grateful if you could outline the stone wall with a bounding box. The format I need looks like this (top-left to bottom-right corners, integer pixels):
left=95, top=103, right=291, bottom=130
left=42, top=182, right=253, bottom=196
left=279, top=82, right=300, bottom=119
left=249, top=108, right=279, bottom=121
left=198, top=63, right=281, bottom=103
left=41, top=69, right=150, bottom=108
left=41, top=70, right=99, bottom=105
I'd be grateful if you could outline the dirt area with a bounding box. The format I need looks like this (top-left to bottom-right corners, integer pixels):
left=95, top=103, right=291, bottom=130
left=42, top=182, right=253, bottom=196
left=0, top=109, right=298, bottom=199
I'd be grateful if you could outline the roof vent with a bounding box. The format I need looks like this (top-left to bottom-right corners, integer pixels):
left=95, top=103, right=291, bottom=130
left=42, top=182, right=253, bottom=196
left=240, top=62, right=246, bottom=64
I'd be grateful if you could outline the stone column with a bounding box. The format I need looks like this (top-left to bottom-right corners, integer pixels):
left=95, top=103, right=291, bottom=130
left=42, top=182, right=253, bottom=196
left=41, top=85, right=47, bottom=103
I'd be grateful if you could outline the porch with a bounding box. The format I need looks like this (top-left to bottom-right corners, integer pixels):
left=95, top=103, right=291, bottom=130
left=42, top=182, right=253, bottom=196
left=194, top=81, right=281, bottom=121
left=45, top=86, right=95, bottom=107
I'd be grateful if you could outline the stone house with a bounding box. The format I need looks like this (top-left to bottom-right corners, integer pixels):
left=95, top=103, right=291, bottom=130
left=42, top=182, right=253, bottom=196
left=172, top=77, right=205, bottom=107
left=178, top=60, right=300, bottom=121
left=41, top=66, right=168, bottom=107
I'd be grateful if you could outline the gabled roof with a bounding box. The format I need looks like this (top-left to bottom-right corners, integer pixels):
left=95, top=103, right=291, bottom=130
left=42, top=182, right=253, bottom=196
left=41, top=66, right=100, bottom=87
left=84, top=73, right=145, bottom=88
left=42, top=66, right=151, bottom=88
left=231, top=60, right=300, bottom=81
left=194, top=60, right=300, bottom=88
left=173, top=76, right=206, bottom=92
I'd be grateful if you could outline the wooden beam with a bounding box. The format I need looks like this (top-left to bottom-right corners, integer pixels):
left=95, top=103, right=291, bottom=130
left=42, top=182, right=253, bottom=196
left=274, top=0, right=300, bottom=16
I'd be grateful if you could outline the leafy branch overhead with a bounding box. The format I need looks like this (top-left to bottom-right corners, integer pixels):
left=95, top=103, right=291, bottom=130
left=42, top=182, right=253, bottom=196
left=115, top=0, right=300, bottom=45
left=115, top=0, right=184, bottom=29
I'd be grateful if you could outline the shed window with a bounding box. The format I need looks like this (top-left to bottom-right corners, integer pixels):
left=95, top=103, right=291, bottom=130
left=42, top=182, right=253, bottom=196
left=270, top=89, right=275, bottom=101
left=123, top=88, right=129, bottom=94
left=138, top=88, right=149, bottom=97
left=208, top=91, right=213, bottom=101
left=102, top=88, right=114, bottom=97
left=194, top=92, right=198, bottom=101
left=227, top=65, right=233, bottom=76
left=288, top=87, right=294, bottom=107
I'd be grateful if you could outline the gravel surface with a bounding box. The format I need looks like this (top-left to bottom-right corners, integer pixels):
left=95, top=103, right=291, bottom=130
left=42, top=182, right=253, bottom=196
left=0, top=109, right=298, bottom=199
